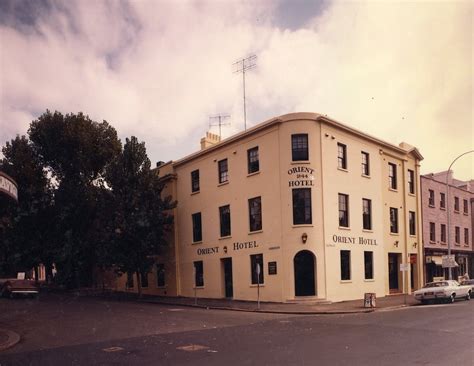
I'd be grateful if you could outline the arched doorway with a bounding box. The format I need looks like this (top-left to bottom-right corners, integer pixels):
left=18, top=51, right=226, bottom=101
left=294, top=250, right=316, bottom=296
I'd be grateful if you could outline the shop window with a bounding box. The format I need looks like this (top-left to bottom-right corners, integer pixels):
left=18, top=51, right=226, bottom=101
left=408, top=169, right=415, bottom=194
left=409, top=211, right=416, bottom=235
left=218, top=159, right=229, bottom=184
left=390, top=207, right=398, bottom=233
left=219, top=205, right=231, bottom=237
left=191, top=169, right=200, bottom=193
left=340, top=250, right=351, bottom=280
left=292, top=188, right=312, bottom=225
left=361, top=151, right=370, bottom=176
left=156, top=264, right=165, bottom=287
left=247, top=146, right=259, bottom=174
left=362, top=198, right=372, bottom=230
left=250, top=254, right=264, bottom=284
left=364, top=251, right=374, bottom=280
left=338, top=193, right=349, bottom=228
left=338, top=143, right=347, bottom=169
left=388, top=163, right=397, bottom=190
left=248, top=196, right=262, bottom=232
left=291, top=134, right=309, bottom=161
left=194, top=261, right=204, bottom=287
left=192, top=212, right=202, bottom=242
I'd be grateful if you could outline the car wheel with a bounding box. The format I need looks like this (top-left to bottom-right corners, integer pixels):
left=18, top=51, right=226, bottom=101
left=466, top=292, right=471, bottom=301
left=448, top=294, right=455, bottom=303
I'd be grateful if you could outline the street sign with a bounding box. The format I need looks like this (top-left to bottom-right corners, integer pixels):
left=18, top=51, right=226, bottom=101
left=399, top=264, right=409, bottom=271
left=442, top=255, right=457, bottom=268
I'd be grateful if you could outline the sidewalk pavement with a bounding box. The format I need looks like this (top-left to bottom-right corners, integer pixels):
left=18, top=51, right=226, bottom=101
left=137, top=293, right=419, bottom=314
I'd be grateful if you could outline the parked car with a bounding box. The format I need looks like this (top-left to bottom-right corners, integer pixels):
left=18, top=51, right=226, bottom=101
left=413, top=280, right=471, bottom=304
left=0, top=278, right=39, bottom=298
left=460, top=279, right=474, bottom=291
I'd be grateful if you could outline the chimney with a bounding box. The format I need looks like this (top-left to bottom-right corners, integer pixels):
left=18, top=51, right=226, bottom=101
left=200, top=132, right=221, bottom=150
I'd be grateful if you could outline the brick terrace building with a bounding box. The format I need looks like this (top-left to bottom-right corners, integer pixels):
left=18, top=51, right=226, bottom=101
left=421, top=171, right=473, bottom=282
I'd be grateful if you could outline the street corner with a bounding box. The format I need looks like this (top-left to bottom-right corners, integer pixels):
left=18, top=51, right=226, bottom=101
left=0, top=328, right=21, bottom=352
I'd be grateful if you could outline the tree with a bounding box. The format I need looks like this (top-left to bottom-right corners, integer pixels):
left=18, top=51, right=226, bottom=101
left=106, top=136, right=175, bottom=297
left=0, top=136, right=52, bottom=278
left=27, top=111, right=121, bottom=287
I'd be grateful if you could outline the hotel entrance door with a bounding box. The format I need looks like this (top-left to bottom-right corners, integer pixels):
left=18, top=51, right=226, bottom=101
left=294, top=250, right=316, bottom=296
left=222, top=258, right=233, bottom=298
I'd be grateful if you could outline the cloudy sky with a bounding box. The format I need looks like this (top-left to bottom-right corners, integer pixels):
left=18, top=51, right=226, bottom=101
left=0, top=0, right=472, bottom=179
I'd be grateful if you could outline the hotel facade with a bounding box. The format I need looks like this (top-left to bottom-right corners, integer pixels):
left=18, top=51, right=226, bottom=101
left=117, top=112, right=425, bottom=303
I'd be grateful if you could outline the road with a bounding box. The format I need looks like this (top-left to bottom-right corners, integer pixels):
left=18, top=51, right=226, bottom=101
left=0, top=293, right=472, bottom=365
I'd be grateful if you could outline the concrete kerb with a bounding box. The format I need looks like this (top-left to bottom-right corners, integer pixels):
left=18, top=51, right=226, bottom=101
left=0, top=328, right=20, bottom=352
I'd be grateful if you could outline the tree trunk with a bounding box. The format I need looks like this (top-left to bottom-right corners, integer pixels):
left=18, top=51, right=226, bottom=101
left=136, top=270, right=142, bottom=298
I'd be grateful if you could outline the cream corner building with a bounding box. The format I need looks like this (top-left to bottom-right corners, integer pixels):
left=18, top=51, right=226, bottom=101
left=117, top=112, right=424, bottom=303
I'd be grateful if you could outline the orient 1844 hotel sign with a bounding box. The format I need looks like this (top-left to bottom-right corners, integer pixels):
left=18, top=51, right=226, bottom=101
left=288, top=166, right=315, bottom=187
left=0, top=172, right=18, bottom=201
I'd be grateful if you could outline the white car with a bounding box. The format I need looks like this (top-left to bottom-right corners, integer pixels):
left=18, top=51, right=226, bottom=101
left=414, top=280, right=471, bottom=304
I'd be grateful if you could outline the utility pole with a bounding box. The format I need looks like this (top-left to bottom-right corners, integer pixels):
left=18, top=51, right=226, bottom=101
left=233, top=54, right=257, bottom=131
left=209, top=114, right=230, bottom=139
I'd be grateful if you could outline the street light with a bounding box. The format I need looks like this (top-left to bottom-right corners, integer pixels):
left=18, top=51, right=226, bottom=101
left=446, top=150, right=474, bottom=280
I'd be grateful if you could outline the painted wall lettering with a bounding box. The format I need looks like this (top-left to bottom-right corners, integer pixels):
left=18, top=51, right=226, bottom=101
left=332, top=235, right=377, bottom=246
left=233, top=241, right=258, bottom=251
left=197, top=247, right=219, bottom=255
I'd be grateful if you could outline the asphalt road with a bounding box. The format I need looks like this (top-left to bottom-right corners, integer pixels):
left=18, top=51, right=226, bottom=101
left=0, top=294, right=472, bottom=365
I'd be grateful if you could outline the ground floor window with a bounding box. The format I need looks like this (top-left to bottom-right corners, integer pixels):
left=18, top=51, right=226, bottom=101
left=156, top=264, right=165, bottom=287
left=250, top=254, right=264, bottom=284
left=194, top=261, right=204, bottom=287
left=364, top=251, right=374, bottom=280
left=140, top=272, right=149, bottom=288
left=126, top=272, right=134, bottom=288
left=340, top=250, right=351, bottom=280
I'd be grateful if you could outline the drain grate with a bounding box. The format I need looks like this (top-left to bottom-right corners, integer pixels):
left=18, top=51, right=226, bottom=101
left=176, top=344, right=210, bottom=352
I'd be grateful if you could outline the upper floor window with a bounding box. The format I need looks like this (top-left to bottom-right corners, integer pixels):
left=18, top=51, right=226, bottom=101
left=218, top=159, right=228, bottom=184
left=219, top=205, right=231, bottom=237
left=463, top=199, right=468, bottom=214
left=409, top=211, right=416, bottom=236
left=428, top=189, right=435, bottom=207
left=338, top=193, right=349, bottom=228
left=390, top=207, right=398, bottom=233
left=291, top=134, right=308, bottom=161
left=292, top=188, right=312, bottom=225
left=429, top=222, right=436, bottom=242
left=192, top=212, right=202, bottom=242
left=408, top=169, right=415, bottom=194
left=247, top=147, right=259, bottom=174
left=248, top=196, right=262, bottom=232
left=250, top=254, right=264, bottom=284
left=455, top=226, right=460, bottom=244
left=388, top=163, right=397, bottom=190
left=191, top=169, right=200, bottom=193
left=362, top=198, right=372, bottom=230
left=464, top=228, right=469, bottom=245
left=440, top=224, right=446, bottom=243
left=440, top=192, right=446, bottom=209
left=454, top=196, right=459, bottom=212
left=361, top=151, right=370, bottom=176
left=338, top=143, right=347, bottom=169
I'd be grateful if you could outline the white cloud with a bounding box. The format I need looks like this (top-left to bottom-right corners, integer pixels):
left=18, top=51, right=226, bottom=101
left=0, top=0, right=472, bottom=179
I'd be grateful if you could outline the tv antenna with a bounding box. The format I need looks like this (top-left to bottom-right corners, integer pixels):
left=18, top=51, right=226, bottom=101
left=233, top=54, right=257, bottom=131
left=209, top=114, right=231, bottom=139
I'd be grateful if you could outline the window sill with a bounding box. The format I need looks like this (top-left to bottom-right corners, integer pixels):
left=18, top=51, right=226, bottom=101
left=291, top=160, right=311, bottom=165
left=428, top=204, right=435, bottom=208
left=440, top=207, right=446, bottom=210
left=362, top=229, right=373, bottom=233
left=440, top=242, right=447, bottom=245
left=389, top=188, right=398, bottom=193
left=293, top=224, right=314, bottom=228
left=364, top=279, right=375, bottom=282
left=219, top=235, right=232, bottom=240
left=247, top=171, right=260, bottom=177
left=157, top=285, right=167, bottom=289
left=408, top=193, right=415, bottom=197
left=337, top=167, right=348, bottom=173
left=340, top=280, right=352, bottom=284
left=193, top=286, right=205, bottom=289
left=248, top=230, right=263, bottom=235
left=454, top=210, right=460, bottom=214
left=192, top=241, right=203, bottom=245
left=429, top=240, right=436, bottom=244
left=250, top=284, right=265, bottom=288
left=191, top=190, right=200, bottom=195
left=361, top=174, right=370, bottom=179
left=409, top=234, right=416, bottom=238
left=218, top=181, right=229, bottom=187
left=338, top=226, right=351, bottom=230
left=390, top=232, right=399, bottom=236
left=463, top=212, right=469, bottom=216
